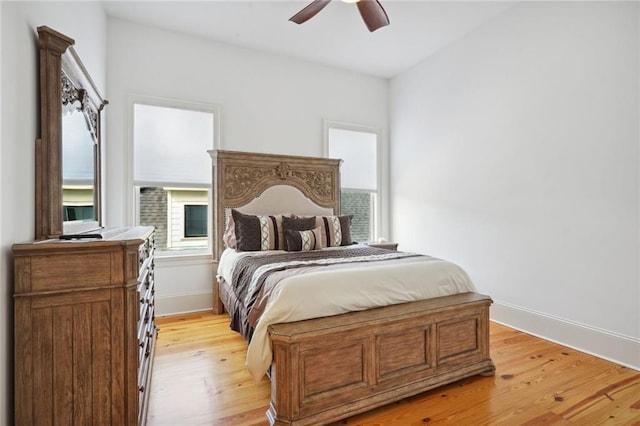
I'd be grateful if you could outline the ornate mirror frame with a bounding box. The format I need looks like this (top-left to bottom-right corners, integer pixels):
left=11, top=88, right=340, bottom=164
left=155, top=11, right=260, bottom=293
left=36, top=26, right=108, bottom=239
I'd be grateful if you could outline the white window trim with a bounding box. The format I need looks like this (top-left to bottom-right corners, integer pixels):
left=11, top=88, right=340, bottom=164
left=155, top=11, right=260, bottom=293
left=323, top=120, right=382, bottom=241
left=127, top=94, right=221, bottom=259
left=166, top=189, right=174, bottom=249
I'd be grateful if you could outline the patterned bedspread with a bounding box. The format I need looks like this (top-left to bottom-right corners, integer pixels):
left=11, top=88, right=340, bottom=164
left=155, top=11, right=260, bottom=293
left=230, top=246, right=422, bottom=338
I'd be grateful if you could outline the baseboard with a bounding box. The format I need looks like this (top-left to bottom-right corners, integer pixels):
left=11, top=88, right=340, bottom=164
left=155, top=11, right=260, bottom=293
left=155, top=291, right=213, bottom=316
left=153, top=294, right=640, bottom=370
left=491, top=300, right=640, bottom=371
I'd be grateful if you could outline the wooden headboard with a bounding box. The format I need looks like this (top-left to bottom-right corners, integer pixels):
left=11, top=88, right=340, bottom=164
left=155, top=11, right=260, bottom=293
left=208, top=150, right=342, bottom=259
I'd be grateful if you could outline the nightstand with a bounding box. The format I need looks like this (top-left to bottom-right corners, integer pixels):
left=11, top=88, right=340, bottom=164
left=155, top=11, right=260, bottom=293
left=365, top=242, right=398, bottom=251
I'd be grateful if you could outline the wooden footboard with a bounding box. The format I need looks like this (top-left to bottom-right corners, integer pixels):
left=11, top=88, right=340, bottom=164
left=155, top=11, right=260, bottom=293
left=267, top=292, right=495, bottom=426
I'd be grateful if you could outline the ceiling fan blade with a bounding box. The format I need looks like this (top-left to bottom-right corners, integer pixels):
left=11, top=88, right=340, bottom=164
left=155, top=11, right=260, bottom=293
left=356, top=0, right=390, bottom=32
left=289, top=0, right=333, bottom=25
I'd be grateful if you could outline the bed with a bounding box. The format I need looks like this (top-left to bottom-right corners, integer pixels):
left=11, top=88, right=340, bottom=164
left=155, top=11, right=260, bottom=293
left=209, top=149, right=495, bottom=426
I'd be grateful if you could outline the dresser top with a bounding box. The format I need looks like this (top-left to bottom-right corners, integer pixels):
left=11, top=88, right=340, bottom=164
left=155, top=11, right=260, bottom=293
left=12, top=226, right=154, bottom=254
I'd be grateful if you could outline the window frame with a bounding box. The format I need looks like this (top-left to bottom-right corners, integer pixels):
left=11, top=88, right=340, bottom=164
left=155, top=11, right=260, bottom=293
left=128, top=95, right=220, bottom=258
left=323, top=120, right=382, bottom=243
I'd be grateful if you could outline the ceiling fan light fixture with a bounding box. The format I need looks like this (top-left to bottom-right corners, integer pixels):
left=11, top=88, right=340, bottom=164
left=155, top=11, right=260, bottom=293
left=289, top=0, right=389, bottom=32
left=357, top=0, right=390, bottom=32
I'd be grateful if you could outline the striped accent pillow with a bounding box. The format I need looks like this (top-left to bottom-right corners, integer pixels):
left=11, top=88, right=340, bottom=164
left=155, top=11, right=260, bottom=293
left=315, top=215, right=354, bottom=247
left=231, top=209, right=288, bottom=251
left=284, top=227, right=323, bottom=252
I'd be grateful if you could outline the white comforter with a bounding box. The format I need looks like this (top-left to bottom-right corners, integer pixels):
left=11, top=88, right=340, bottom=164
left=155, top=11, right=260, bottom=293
left=218, top=245, right=477, bottom=382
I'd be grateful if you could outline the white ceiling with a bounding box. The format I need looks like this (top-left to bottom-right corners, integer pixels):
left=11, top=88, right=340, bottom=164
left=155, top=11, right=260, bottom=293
left=103, top=0, right=515, bottom=78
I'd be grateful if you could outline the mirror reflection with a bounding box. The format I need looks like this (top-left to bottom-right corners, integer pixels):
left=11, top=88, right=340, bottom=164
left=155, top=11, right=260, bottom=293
left=62, top=109, right=95, bottom=222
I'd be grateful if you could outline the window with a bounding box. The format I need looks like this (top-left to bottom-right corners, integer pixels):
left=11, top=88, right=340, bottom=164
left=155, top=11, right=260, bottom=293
left=133, top=100, right=218, bottom=254
left=184, top=205, right=207, bottom=238
left=326, top=123, right=379, bottom=243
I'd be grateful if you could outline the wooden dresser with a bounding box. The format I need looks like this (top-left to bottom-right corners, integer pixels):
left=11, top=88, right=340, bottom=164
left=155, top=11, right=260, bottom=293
left=13, top=226, right=157, bottom=425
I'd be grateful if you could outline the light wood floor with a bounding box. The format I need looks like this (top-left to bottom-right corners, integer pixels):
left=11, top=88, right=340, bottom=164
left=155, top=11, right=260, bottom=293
left=146, top=312, right=640, bottom=426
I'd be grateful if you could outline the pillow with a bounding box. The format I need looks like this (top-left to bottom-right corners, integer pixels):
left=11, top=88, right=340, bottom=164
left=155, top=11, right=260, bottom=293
left=284, top=227, right=323, bottom=252
left=231, top=209, right=289, bottom=251
left=222, top=213, right=237, bottom=249
left=315, top=215, right=353, bottom=247
left=281, top=216, right=317, bottom=251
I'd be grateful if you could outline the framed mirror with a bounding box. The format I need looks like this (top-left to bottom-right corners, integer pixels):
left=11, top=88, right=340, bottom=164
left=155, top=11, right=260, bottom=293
left=36, top=26, right=108, bottom=239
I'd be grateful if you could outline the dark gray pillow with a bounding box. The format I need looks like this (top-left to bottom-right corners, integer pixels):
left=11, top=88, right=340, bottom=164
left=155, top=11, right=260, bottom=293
left=281, top=216, right=316, bottom=251
left=232, top=209, right=288, bottom=251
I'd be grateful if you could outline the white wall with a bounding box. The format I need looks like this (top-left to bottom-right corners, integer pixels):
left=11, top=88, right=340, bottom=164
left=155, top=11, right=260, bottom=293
left=106, top=18, right=389, bottom=315
left=391, top=1, right=639, bottom=368
left=0, top=2, right=106, bottom=423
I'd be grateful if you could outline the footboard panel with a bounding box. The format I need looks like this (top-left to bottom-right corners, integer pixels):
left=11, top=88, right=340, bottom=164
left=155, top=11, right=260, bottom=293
left=267, top=292, right=494, bottom=426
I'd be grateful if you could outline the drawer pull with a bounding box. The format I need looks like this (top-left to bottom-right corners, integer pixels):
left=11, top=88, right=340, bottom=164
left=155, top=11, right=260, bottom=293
left=139, top=386, right=144, bottom=393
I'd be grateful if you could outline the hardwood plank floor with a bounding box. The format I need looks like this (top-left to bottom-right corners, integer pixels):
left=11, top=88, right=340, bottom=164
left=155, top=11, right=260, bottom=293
left=146, top=312, right=640, bottom=426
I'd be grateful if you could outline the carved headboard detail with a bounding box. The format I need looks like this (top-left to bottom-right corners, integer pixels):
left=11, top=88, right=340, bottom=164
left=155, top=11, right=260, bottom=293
left=209, top=150, right=342, bottom=259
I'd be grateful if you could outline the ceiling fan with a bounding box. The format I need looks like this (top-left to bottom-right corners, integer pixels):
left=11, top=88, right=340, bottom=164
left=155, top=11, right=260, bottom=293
left=289, top=0, right=390, bottom=32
